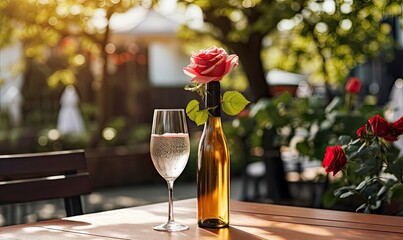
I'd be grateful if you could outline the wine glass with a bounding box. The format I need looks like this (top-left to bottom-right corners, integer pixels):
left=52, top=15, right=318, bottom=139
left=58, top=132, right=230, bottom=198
left=150, top=109, right=190, bottom=232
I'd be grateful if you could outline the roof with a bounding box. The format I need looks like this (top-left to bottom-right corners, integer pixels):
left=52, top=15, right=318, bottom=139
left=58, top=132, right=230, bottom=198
left=113, top=8, right=182, bottom=36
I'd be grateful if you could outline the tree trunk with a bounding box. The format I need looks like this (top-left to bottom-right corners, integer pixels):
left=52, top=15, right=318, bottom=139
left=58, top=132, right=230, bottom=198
left=227, top=34, right=270, bottom=102
left=90, top=8, right=114, bottom=147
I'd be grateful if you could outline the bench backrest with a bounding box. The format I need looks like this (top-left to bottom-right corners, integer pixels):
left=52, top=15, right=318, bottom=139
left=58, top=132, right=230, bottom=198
left=0, top=149, right=91, bottom=216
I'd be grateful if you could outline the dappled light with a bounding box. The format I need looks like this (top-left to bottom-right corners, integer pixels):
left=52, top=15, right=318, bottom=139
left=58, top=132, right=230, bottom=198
left=0, top=1, right=402, bottom=239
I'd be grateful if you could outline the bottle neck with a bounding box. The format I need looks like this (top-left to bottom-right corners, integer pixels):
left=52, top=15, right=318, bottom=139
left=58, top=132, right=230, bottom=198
left=206, top=81, right=221, bottom=117
left=205, top=115, right=223, bottom=130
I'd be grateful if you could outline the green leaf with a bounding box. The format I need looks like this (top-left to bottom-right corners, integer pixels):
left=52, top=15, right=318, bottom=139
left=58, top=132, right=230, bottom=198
left=334, top=186, right=354, bottom=197
left=222, top=91, right=250, bottom=116
left=384, top=157, right=403, bottom=180
left=356, top=156, right=383, bottom=176
left=325, top=96, right=342, bottom=113
left=351, top=138, right=361, bottom=145
left=355, top=180, right=367, bottom=191
left=373, top=200, right=382, bottom=210
left=273, top=92, right=292, bottom=105
left=194, top=110, right=209, bottom=126
left=377, top=185, right=387, bottom=197
left=338, top=135, right=351, bottom=145
left=357, top=142, right=366, bottom=153
left=185, top=100, right=209, bottom=126
left=356, top=203, right=367, bottom=212
left=296, top=141, right=312, bottom=156
left=340, top=191, right=354, bottom=198
left=390, top=184, right=403, bottom=200
left=186, top=100, right=200, bottom=122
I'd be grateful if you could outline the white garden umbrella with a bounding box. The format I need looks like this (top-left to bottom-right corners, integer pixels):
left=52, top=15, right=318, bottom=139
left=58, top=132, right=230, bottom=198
left=57, top=85, right=85, bottom=134
left=2, top=85, right=23, bottom=127
left=389, top=79, right=403, bottom=155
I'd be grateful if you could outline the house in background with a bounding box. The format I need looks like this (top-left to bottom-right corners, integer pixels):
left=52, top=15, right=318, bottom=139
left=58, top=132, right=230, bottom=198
left=104, top=7, right=194, bottom=126
left=0, top=6, right=198, bottom=153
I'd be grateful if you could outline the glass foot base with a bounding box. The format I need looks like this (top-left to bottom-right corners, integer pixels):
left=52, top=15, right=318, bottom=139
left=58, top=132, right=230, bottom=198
left=153, top=221, right=189, bottom=232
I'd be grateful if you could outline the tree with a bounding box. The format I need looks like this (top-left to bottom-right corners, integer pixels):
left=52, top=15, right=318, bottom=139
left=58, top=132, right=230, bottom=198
left=177, top=0, right=402, bottom=203
left=177, top=0, right=402, bottom=101
left=0, top=0, right=153, bottom=146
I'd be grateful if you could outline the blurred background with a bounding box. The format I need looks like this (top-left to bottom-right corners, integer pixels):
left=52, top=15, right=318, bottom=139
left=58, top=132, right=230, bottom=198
left=0, top=0, right=402, bottom=224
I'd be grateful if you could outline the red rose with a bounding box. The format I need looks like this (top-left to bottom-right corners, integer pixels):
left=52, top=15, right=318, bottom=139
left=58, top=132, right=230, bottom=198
left=392, top=116, right=403, bottom=136
left=356, top=124, right=368, bottom=139
left=368, top=115, right=391, bottom=137
left=384, top=135, right=399, bottom=142
left=345, top=77, right=361, bottom=94
left=322, top=145, right=347, bottom=176
left=383, top=116, right=403, bottom=142
left=183, top=46, right=239, bottom=84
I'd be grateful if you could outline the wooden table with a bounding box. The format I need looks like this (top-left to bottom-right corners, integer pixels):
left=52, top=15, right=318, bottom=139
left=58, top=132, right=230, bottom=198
left=1, top=198, right=402, bottom=239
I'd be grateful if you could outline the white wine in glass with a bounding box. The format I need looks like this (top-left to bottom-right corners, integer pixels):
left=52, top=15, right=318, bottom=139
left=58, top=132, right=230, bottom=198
left=150, top=109, right=190, bottom=232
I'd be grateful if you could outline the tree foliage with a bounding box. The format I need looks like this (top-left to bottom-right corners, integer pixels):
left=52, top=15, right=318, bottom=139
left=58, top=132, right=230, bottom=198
left=0, top=0, right=148, bottom=81
left=270, top=0, right=402, bottom=84
left=178, top=0, right=402, bottom=100
left=0, top=0, right=153, bottom=145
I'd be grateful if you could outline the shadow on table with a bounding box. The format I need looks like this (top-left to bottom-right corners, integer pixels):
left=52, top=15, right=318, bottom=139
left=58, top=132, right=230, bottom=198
left=204, top=227, right=267, bottom=240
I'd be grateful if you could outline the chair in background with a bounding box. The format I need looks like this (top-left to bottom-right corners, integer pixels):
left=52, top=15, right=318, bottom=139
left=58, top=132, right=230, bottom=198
left=242, top=152, right=329, bottom=208
left=0, top=149, right=91, bottom=221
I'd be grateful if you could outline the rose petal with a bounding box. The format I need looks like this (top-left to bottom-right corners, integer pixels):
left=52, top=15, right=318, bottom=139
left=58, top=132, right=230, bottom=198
left=222, top=55, right=239, bottom=75
left=183, top=67, right=199, bottom=78
left=201, top=58, right=225, bottom=75
left=369, top=115, right=391, bottom=137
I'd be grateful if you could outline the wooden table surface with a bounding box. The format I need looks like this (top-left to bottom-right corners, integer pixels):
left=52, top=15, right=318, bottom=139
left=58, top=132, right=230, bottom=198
left=1, top=198, right=402, bottom=240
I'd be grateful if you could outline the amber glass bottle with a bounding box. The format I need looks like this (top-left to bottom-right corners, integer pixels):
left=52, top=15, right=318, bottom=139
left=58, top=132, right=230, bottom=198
left=197, top=81, right=230, bottom=228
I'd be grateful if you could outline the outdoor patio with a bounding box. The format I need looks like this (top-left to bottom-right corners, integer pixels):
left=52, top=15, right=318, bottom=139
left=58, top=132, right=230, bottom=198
left=0, top=1, right=402, bottom=235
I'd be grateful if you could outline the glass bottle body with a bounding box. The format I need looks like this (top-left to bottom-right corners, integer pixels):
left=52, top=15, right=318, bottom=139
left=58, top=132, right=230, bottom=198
left=197, top=82, right=230, bottom=228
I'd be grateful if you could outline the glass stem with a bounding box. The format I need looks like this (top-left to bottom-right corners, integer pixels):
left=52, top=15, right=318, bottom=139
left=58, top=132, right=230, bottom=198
left=167, top=180, right=175, bottom=223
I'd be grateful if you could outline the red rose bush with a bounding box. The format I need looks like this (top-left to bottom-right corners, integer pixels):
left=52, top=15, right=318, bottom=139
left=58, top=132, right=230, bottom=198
left=183, top=46, right=250, bottom=125
left=323, top=114, right=403, bottom=213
